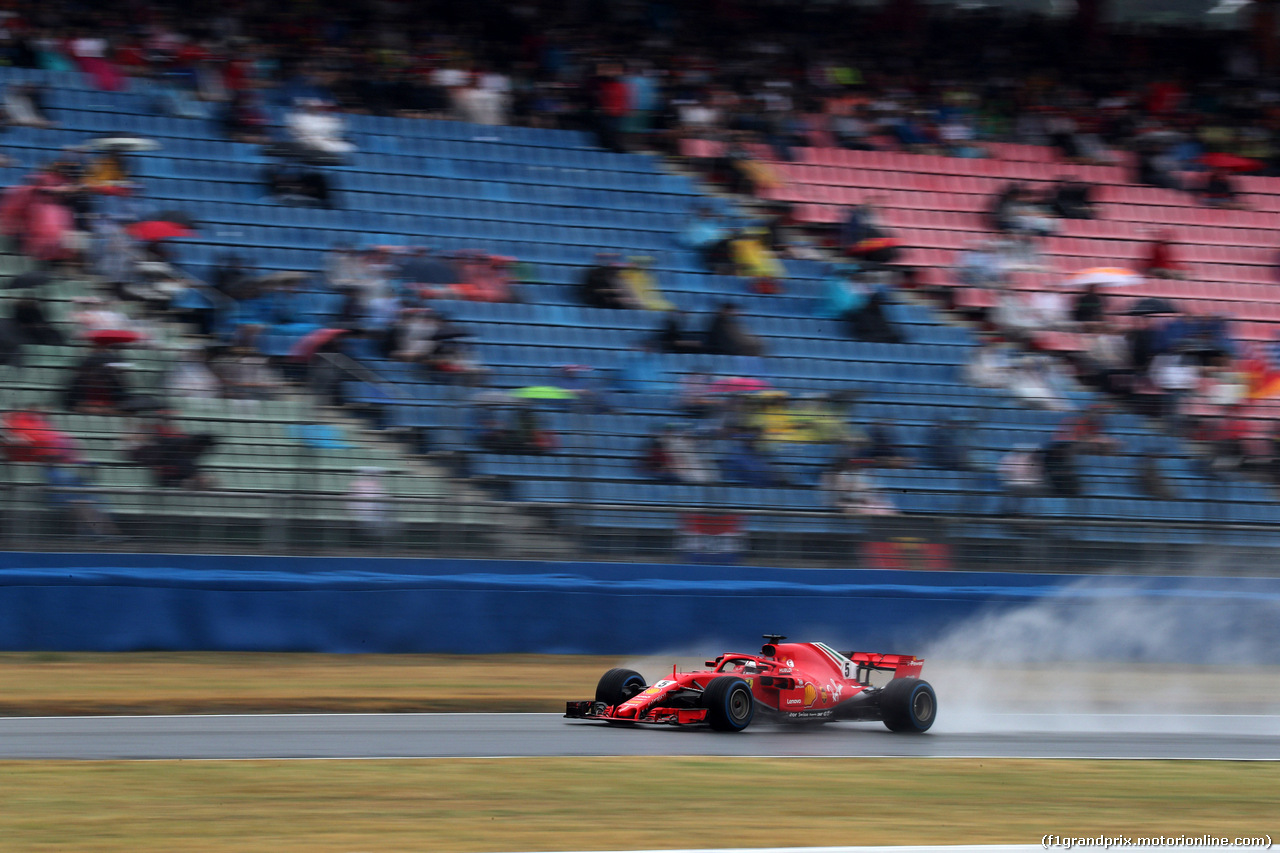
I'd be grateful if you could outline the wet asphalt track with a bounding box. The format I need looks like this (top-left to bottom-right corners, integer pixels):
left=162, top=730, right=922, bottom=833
left=0, top=712, right=1277, bottom=760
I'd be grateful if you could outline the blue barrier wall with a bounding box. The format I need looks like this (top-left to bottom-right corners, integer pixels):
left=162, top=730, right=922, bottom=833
left=2, top=553, right=1279, bottom=660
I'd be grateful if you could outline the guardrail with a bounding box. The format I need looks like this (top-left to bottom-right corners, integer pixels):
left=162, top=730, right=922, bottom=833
left=4, top=482, right=1280, bottom=573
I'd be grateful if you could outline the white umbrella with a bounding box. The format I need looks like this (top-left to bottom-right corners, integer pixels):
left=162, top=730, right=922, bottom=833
left=1066, top=267, right=1142, bottom=288
left=79, top=135, right=163, bottom=153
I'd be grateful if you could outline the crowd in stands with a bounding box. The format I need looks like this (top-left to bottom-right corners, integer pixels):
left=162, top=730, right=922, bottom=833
left=0, top=0, right=1276, bottom=171
left=11, top=0, right=1280, bottom=540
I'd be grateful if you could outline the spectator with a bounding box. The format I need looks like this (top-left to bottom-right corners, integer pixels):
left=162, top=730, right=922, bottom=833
left=2, top=408, right=68, bottom=465
left=817, top=265, right=867, bottom=319
left=713, top=133, right=780, bottom=196
left=592, top=65, right=631, bottom=153
left=62, top=344, right=140, bottom=414
left=1134, top=141, right=1182, bottom=191
left=1149, top=347, right=1200, bottom=427
left=67, top=296, right=135, bottom=339
left=1047, top=176, right=1095, bottom=220
left=616, top=256, right=672, bottom=310
left=264, top=159, right=335, bottom=208
left=964, top=337, right=1015, bottom=388
left=216, top=344, right=278, bottom=403
left=324, top=245, right=365, bottom=292
left=639, top=426, right=677, bottom=482
left=1056, top=405, right=1121, bottom=456
left=840, top=199, right=900, bottom=265
left=729, top=228, right=786, bottom=293
left=677, top=369, right=720, bottom=418
left=1199, top=169, right=1240, bottom=209
left=956, top=240, right=1009, bottom=290
left=623, top=62, right=657, bottom=139
left=1041, top=439, right=1081, bottom=497
left=286, top=99, right=355, bottom=163
left=864, top=420, right=910, bottom=467
left=1194, top=406, right=1251, bottom=474
left=994, top=288, right=1069, bottom=341
left=679, top=206, right=732, bottom=271
left=721, top=427, right=783, bottom=486
left=998, top=444, right=1043, bottom=513
left=702, top=302, right=764, bottom=357
left=1140, top=229, right=1187, bottom=279
left=347, top=467, right=396, bottom=545
left=43, top=446, right=124, bottom=541
left=1079, top=326, right=1133, bottom=396
left=1, top=164, right=80, bottom=264
left=445, top=251, right=517, bottom=303
left=166, top=346, right=222, bottom=400
left=221, top=89, right=268, bottom=143
left=1202, top=357, right=1249, bottom=412
left=822, top=455, right=898, bottom=516
left=1008, top=354, right=1071, bottom=411
left=1127, top=314, right=1163, bottom=375
left=125, top=413, right=220, bottom=489
left=655, top=310, right=702, bottom=355
left=925, top=417, right=974, bottom=471
left=989, top=183, right=1056, bottom=237
left=454, top=75, right=509, bottom=127
left=1136, top=451, right=1176, bottom=500
left=844, top=276, right=903, bottom=343
left=4, top=83, right=54, bottom=128
left=510, top=405, right=557, bottom=455
left=83, top=153, right=132, bottom=192
left=579, top=255, right=637, bottom=310
left=212, top=254, right=252, bottom=298
left=641, top=424, right=714, bottom=484
left=389, top=307, right=443, bottom=363
left=1072, top=282, right=1107, bottom=325
left=10, top=297, right=64, bottom=346
left=0, top=318, right=19, bottom=368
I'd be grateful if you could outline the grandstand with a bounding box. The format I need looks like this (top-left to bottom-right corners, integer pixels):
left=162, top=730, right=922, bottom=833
left=3, top=59, right=1280, bottom=572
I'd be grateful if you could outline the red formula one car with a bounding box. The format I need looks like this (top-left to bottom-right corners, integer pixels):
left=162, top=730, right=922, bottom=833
left=565, top=635, right=936, bottom=733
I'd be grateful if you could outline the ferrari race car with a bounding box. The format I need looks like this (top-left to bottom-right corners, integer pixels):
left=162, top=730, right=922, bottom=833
left=565, top=635, right=936, bottom=733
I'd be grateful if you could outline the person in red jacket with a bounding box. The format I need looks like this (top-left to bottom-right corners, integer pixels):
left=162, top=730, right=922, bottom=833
left=593, top=66, right=631, bottom=153
left=1141, top=229, right=1186, bottom=279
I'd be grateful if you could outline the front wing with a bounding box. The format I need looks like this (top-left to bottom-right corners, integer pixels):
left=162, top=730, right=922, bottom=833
left=565, top=700, right=709, bottom=725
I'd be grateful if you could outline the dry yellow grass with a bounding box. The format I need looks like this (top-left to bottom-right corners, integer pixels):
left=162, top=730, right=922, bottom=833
left=0, top=758, right=1275, bottom=852
left=0, top=652, right=611, bottom=715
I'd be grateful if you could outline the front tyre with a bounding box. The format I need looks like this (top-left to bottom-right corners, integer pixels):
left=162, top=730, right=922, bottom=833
left=702, top=676, right=754, bottom=732
left=595, top=668, right=647, bottom=706
left=880, top=677, right=937, bottom=733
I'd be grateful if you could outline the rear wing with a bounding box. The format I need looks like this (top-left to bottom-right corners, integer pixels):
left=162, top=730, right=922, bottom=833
left=843, top=652, right=924, bottom=681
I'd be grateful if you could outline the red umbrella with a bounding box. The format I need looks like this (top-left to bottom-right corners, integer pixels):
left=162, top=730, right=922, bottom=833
left=127, top=221, right=196, bottom=241
left=1199, top=152, right=1265, bottom=173
left=87, top=329, right=143, bottom=347
left=289, top=328, right=348, bottom=361
left=712, top=376, right=771, bottom=394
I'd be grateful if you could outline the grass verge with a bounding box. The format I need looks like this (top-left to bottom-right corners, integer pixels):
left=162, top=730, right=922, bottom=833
left=0, top=653, right=612, bottom=715
left=1, top=758, right=1275, bottom=852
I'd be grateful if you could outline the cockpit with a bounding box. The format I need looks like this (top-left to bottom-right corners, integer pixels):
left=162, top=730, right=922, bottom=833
left=715, top=657, right=770, bottom=675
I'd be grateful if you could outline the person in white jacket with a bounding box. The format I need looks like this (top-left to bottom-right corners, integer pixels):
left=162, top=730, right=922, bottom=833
left=287, top=99, right=355, bottom=159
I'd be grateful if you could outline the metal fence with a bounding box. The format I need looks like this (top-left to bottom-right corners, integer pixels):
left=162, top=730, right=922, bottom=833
left=5, top=480, right=1280, bottom=575
left=6, top=340, right=1280, bottom=575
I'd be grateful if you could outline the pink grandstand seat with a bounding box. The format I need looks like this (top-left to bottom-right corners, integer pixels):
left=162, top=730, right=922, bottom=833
left=679, top=138, right=723, bottom=159
left=1032, top=330, right=1086, bottom=352
left=954, top=287, right=998, bottom=309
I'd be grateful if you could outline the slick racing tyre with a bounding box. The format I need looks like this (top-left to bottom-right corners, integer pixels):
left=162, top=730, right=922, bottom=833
left=880, top=677, right=937, bottom=733
left=702, top=676, right=755, bottom=732
left=595, top=668, right=647, bottom=705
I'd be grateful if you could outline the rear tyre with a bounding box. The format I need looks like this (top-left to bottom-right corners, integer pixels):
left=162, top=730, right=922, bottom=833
left=880, top=677, right=937, bottom=733
left=702, top=676, right=755, bottom=732
left=595, top=668, right=647, bottom=706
